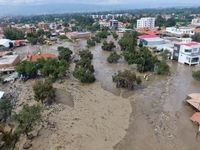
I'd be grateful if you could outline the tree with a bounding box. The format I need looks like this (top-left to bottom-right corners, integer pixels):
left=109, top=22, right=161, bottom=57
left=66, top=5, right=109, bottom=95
left=118, top=31, right=138, bottom=51
left=12, top=105, right=41, bottom=136
left=73, top=49, right=95, bottom=83
left=192, top=70, right=200, bottom=81
left=112, top=32, right=119, bottom=40
left=4, top=28, right=25, bottom=40
left=33, top=79, right=55, bottom=104
left=102, top=41, right=116, bottom=51
left=192, top=33, right=200, bottom=42
left=0, top=99, right=12, bottom=122
left=87, top=39, right=96, bottom=48
left=16, top=61, right=37, bottom=79
left=156, top=15, right=166, bottom=27
left=107, top=52, right=121, bottom=63
left=154, top=61, right=170, bottom=75
left=73, top=68, right=95, bottom=83
left=58, top=46, right=73, bottom=62
left=112, top=70, right=141, bottom=90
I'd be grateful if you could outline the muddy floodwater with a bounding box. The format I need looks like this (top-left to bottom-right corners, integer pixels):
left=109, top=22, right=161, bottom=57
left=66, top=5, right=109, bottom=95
left=14, top=38, right=200, bottom=149
left=90, top=38, right=200, bottom=149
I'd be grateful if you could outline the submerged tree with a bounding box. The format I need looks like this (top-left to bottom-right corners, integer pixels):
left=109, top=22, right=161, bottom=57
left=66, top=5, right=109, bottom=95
left=112, top=70, right=141, bottom=90
left=102, top=41, right=116, bottom=51
left=107, top=52, right=121, bottom=63
left=192, top=70, right=200, bottom=81
left=33, top=79, right=56, bottom=105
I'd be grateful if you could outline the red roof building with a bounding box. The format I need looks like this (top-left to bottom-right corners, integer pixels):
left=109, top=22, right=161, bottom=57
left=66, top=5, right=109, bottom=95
left=26, top=53, right=57, bottom=62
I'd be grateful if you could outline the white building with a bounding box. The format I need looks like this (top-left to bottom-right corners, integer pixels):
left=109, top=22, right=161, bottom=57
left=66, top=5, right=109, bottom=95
left=191, top=18, right=200, bottom=26
left=136, top=17, right=155, bottom=29
left=166, top=27, right=195, bottom=36
left=172, top=42, right=200, bottom=65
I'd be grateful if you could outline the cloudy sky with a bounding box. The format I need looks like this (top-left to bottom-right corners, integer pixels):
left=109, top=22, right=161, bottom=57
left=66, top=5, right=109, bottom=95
left=0, top=0, right=199, bottom=15
left=0, top=0, right=199, bottom=5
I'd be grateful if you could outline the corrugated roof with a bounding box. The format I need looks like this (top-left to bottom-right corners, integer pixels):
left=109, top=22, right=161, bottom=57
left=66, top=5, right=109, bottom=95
left=178, top=42, right=200, bottom=47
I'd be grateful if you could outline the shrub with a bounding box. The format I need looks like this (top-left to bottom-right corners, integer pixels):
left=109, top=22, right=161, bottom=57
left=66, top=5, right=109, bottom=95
left=73, top=68, right=95, bottom=83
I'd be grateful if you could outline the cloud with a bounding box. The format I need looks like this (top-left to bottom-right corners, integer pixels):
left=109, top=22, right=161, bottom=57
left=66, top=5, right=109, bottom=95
left=0, top=0, right=131, bottom=5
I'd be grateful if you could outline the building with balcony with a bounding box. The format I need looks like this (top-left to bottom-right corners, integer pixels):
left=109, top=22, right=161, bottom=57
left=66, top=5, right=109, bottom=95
left=136, top=17, right=155, bottom=29
left=166, top=27, right=195, bottom=36
left=172, top=42, right=200, bottom=65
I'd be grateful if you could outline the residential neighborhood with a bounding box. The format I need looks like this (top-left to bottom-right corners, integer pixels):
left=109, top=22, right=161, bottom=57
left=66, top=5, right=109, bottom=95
left=1, top=2, right=200, bottom=150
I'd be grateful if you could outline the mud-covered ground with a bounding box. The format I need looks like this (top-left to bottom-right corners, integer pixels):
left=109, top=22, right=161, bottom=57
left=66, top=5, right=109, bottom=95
left=6, top=36, right=200, bottom=150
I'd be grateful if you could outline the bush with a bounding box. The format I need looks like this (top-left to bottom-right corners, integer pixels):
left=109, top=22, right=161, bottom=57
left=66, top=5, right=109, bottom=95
left=33, top=79, right=56, bottom=104
left=154, top=61, right=170, bottom=75
left=102, top=41, right=116, bottom=51
left=12, top=105, right=41, bottom=136
left=107, top=52, right=121, bottom=63
left=192, top=70, right=200, bottom=81
left=112, top=70, right=141, bottom=89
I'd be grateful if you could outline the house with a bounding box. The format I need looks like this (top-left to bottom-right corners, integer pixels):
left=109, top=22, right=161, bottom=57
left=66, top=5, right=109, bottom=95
left=136, top=17, right=155, bottom=29
left=67, top=32, right=91, bottom=40
left=25, top=53, right=57, bottom=62
left=110, top=19, right=119, bottom=30
left=0, top=39, right=14, bottom=51
left=0, top=55, right=20, bottom=72
left=137, top=35, right=165, bottom=46
left=166, top=27, right=195, bottom=36
left=172, top=42, right=200, bottom=65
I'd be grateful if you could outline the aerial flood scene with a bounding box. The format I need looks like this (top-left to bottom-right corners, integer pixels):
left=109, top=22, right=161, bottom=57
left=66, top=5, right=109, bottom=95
left=1, top=0, right=200, bottom=150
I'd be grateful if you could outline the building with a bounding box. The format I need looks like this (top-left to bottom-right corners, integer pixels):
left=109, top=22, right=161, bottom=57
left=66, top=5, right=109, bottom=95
left=67, top=32, right=91, bottom=40
left=166, top=27, right=195, bottom=36
left=191, top=18, right=200, bottom=26
left=25, top=53, right=57, bottom=62
left=172, top=42, right=200, bottom=65
left=137, top=35, right=165, bottom=46
left=136, top=17, right=155, bottom=29
left=0, top=39, right=14, bottom=51
left=110, top=19, right=119, bottom=30
left=0, top=55, right=20, bottom=72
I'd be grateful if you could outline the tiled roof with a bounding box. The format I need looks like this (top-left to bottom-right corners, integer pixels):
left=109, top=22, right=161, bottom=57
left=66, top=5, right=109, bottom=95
left=27, top=53, right=57, bottom=62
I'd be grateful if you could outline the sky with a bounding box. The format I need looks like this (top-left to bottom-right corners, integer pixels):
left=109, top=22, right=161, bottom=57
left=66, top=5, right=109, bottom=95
left=0, top=0, right=199, bottom=5
left=0, top=0, right=200, bottom=15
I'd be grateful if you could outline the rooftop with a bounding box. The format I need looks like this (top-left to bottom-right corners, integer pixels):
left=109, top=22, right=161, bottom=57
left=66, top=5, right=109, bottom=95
left=0, top=55, right=19, bottom=65
left=138, top=34, right=159, bottom=39
left=178, top=42, right=200, bottom=47
left=27, top=53, right=57, bottom=62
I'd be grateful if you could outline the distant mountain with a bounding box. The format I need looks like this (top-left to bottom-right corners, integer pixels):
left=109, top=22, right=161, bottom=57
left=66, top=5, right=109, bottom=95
left=0, top=2, right=199, bottom=16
